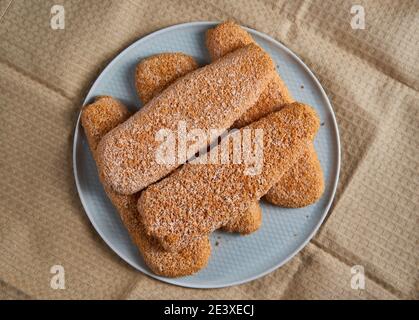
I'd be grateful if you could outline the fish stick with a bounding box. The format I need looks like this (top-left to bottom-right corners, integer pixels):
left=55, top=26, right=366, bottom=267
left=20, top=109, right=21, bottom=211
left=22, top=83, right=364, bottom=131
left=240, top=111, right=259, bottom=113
left=265, top=145, right=325, bottom=207
left=138, top=103, right=320, bottom=252
left=135, top=53, right=198, bottom=106
left=96, top=44, right=275, bottom=195
left=135, top=53, right=198, bottom=103
left=135, top=53, right=262, bottom=235
left=206, top=20, right=293, bottom=127
left=222, top=201, right=262, bottom=234
left=81, top=96, right=211, bottom=277
left=207, top=21, right=324, bottom=207
left=206, top=20, right=254, bottom=61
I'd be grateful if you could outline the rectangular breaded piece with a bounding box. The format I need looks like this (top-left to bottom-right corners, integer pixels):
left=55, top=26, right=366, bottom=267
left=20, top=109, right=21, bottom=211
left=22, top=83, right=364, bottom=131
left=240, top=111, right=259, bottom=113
left=206, top=21, right=293, bottom=127
left=96, top=44, right=275, bottom=195
left=135, top=52, right=263, bottom=235
left=81, top=96, right=211, bottom=277
left=135, top=53, right=198, bottom=103
left=138, top=103, right=320, bottom=252
left=207, top=21, right=325, bottom=207
left=222, top=201, right=262, bottom=234
left=265, top=144, right=324, bottom=207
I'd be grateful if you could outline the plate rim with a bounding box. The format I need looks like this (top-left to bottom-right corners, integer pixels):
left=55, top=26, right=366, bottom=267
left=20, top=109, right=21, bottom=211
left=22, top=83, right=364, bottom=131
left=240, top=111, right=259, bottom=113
left=72, top=21, right=341, bottom=289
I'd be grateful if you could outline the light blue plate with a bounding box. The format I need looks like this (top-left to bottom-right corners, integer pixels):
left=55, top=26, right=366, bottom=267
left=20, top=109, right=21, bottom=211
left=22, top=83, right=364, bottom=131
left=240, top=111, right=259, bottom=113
left=73, top=22, right=340, bottom=288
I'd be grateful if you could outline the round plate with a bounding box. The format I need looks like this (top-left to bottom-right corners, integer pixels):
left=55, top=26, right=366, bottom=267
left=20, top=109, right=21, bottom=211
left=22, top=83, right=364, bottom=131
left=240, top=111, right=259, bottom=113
left=73, top=22, right=340, bottom=288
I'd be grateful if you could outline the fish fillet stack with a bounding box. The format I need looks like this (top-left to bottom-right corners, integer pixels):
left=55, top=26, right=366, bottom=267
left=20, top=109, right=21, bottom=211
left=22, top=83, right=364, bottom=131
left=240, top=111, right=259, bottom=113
left=80, top=21, right=324, bottom=277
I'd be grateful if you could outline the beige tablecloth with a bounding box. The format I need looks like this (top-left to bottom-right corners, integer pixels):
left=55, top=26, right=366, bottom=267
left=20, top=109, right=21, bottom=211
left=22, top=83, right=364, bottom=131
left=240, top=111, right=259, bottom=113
left=0, top=0, right=418, bottom=299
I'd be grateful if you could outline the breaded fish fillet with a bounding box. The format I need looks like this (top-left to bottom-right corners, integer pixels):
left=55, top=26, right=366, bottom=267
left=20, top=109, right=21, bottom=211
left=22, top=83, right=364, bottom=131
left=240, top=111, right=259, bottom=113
left=207, top=21, right=324, bottom=207
left=81, top=96, right=211, bottom=277
left=206, top=21, right=293, bottom=127
left=222, top=201, right=262, bottom=234
left=265, top=145, right=325, bottom=207
left=135, top=52, right=262, bottom=235
left=206, top=20, right=254, bottom=61
left=135, top=53, right=198, bottom=103
left=138, top=103, right=320, bottom=252
left=96, top=44, right=275, bottom=195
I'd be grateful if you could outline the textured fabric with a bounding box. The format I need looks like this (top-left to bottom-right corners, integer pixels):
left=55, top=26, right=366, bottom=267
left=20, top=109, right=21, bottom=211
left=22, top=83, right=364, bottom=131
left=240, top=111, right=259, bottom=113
left=0, top=0, right=417, bottom=299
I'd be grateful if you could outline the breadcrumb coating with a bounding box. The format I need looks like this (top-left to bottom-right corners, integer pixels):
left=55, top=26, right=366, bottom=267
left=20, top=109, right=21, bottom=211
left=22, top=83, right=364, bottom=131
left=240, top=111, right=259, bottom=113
left=135, top=53, right=198, bottom=104
left=207, top=21, right=324, bottom=207
left=233, top=73, right=292, bottom=128
left=206, top=21, right=293, bottom=127
left=135, top=52, right=262, bottom=235
left=206, top=20, right=254, bottom=60
left=222, top=201, right=262, bottom=234
left=138, top=103, right=320, bottom=252
left=81, top=96, right=211, bottom=277
left=96, top=44, right=275, bottom=195
left=265, top=144, right=325, bottom=207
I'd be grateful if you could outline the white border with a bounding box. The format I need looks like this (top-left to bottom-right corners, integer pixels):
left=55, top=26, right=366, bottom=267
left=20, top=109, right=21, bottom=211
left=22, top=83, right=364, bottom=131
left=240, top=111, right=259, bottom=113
left=72, top=21, right=341, bottom=289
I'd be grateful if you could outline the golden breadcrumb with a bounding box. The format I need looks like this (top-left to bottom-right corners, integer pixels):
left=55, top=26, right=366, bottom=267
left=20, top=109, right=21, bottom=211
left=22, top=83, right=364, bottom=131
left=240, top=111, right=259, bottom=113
left=233, top=73, right=293, bottom=128
left=135, top=52, right=262, bottom=235
left=207, top=21, right=324, bottom=207
left=135, top=53, right=198, bottom=104
left=81, top=96, right=211, bottom=277
left=265, top=144, right=325, bottom=207
left=96, top=44, right=275, bottom=195
left=206, top=20, right=255, bottom=60
left=138, top=103, right=320, bottom=252
left=222, top=202, right=262, bottom=234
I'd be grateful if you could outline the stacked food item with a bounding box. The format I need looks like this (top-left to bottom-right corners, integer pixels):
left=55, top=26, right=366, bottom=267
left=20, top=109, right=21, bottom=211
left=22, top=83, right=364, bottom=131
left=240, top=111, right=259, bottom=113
left=80, top=21, right=324, bottom=277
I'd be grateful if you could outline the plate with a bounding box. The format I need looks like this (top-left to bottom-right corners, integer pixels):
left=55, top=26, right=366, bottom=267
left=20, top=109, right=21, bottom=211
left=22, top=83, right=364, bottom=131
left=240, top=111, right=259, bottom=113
left=73, top=21, right=340, bottom=288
